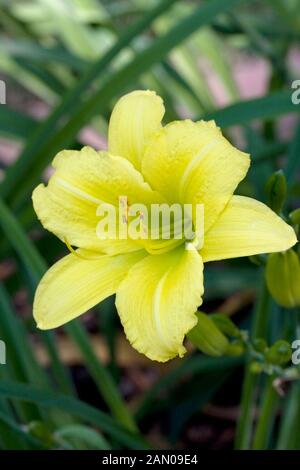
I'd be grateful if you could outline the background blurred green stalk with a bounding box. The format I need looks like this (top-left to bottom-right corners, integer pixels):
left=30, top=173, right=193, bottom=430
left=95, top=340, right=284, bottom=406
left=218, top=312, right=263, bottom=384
left=234, top=276, right=271, bottom=449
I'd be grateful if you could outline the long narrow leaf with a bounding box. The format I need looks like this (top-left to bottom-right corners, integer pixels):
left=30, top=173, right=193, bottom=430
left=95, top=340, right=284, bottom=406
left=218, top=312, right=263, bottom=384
left=2, top=0, right=250, bottom=209
left=0, top=0, right=179, bottom=200
left=0, top=107, right=37, bottom=140
left=204, top=90, right=300, bottom=127
left=0, top=198, right=73, bottom=394
left=0, top=381, right=149, bottom=449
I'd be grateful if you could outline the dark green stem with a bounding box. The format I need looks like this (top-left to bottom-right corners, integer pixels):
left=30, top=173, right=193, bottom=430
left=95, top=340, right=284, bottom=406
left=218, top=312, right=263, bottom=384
left=252, top=375, right=278, bottom=449
left=277, top=308, right=300, bottom=449
left=234, top=274, right=270, bottom=449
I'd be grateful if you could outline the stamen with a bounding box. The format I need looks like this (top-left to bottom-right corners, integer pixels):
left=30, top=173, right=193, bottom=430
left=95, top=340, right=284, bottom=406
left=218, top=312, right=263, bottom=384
left=145, top=238, right=183, bottom=255
left=119, top=196, right=129, bottom=224
left=64, top=238, right=103, bottom=261
left=139, top=211, right=148, bottom=237
left=64, top=238, right=89, bottom=259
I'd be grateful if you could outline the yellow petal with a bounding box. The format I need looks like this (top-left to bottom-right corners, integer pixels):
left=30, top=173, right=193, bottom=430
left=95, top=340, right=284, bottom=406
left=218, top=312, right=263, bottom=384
left=201, top=195, right=297, bottom=262
left=116, top=246, right=204, bottom=362
left=142, top=120, right=250, bottom=231
left=108, top=90, right=165, bottom=170
left=34, top=250, right=145, bottom=329
left=32, top=146, right=161, bottom=254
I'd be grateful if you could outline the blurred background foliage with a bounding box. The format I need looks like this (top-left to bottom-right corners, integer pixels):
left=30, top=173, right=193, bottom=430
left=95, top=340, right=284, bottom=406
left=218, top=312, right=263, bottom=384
left=0, top=0, right=299, bottom=450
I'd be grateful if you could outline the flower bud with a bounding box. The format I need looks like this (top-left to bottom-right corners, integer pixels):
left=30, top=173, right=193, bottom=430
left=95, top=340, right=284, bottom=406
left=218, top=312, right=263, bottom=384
left=266, top=249, right=300, bottom=308
left=253, top=338, right=268, bottom=353
left=265, top=170, right=287, bottom=214
left=210, top=313, right=240, bottom=337
left=188, top=312, right=229, bottom=356
left=250, top=361, right=264, bottom=374
left=265, top=340, right=291, bottom=365
left=290, top=208, right=300, bottom=226
left=225, top=339, right=245, bottom=356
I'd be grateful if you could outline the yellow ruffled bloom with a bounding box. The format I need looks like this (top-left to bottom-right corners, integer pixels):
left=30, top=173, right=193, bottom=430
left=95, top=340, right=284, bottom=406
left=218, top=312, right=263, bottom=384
left=32, top=90, right=297, bottom=362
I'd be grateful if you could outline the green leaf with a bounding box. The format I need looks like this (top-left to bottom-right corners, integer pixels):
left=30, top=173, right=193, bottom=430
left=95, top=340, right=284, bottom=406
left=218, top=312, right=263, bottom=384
left=0, top=198, right=47, bottom=283
left=0, top=0, right=179, bottom=201
left=203, top=90, right=300, bottom=127
left=2, top=0, right=251, bottom=207
left=194, top=26, right=239, bottom=100
left=286, top=119, right=300, bottom=185
left=0, top=410, right=46, bottom=450
left=65, top=321, right=137, bottom=433
left=0, top=55, right=58, bottom=102
left=0, top=197, right=73, bottom=395
left=0, top=38, right=88, bottom=71
left=0, top=381, right=149, bottom=449
left=0, top=282, right=48, bottom=389
left=0, top=107, right=37, bottom=140
left=55, top=424, right=111, bottom=450
left=136, top=355, right=243, bottom=420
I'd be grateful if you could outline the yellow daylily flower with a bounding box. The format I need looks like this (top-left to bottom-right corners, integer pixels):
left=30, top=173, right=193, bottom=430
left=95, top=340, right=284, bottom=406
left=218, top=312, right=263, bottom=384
left=32, top=90, right=297, bottom=362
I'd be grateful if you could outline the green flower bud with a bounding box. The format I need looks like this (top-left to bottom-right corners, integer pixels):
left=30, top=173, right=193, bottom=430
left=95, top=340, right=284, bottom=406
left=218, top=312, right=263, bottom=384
left=188, top=312, right=229, bottom=357
left=265, top=170, right=287, bottom=214
left=250, top=361, right=264, bottom=374
left=265, top=340, right=292, bottom=365
left=253, top=338, right=268, bottom=353
left=266, top=249, right=300, bottom=308
left=225, top=339, right=245, bottom=356
left=289, top=208, right=300, bottom=226
left=210, top=313, right=240, bottom=337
